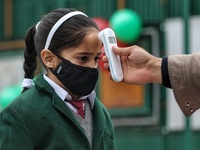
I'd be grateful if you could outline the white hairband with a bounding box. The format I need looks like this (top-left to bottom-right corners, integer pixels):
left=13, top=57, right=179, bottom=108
left=44, top=11, right=88, bottom=49
left=35, top=21, right=40, bottom=30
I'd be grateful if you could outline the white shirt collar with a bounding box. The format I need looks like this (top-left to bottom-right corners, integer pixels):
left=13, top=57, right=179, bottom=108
left=43, top=74, right=96, bottom=109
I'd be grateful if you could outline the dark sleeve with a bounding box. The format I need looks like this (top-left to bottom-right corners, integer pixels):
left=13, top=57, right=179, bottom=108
left=161, top=57, right=172, bottom=88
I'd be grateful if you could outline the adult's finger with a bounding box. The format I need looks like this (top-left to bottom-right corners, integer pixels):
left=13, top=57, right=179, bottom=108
left=103, top=62, right=109, bottom=70
left=112, top=45, right=131, bottom=56
left=102, top=55, right=108, bottom=63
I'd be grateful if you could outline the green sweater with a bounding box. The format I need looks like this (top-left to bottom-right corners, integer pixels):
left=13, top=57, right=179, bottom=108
left=0, top=75, right=116, bottom=150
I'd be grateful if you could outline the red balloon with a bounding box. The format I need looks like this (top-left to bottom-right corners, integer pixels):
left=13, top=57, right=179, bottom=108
left=92, top=17, right=110, bottom=31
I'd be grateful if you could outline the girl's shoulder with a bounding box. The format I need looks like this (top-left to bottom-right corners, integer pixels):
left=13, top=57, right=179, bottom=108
left=7, top=86, right=51, bottom=114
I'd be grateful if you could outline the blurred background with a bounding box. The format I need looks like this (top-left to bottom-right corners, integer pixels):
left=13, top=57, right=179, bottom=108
left=0, top=0, right=200, bottom=149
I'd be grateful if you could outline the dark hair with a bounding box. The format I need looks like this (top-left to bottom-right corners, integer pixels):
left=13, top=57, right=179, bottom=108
left=22, top=8, right=99, bottom=93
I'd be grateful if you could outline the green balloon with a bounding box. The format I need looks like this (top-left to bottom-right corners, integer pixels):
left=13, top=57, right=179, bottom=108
left=0, top=84, right=22, bottom=110
left=110, top=9, right=142, bottom=44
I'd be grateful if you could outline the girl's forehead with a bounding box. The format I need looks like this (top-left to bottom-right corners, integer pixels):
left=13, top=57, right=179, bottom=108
left=83, top=32, right=101, bottom=50
left=61, top=31, right=101, bottom=55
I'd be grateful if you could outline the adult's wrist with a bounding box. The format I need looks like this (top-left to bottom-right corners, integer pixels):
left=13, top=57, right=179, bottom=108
left=149, top=56, right=162, bottom=84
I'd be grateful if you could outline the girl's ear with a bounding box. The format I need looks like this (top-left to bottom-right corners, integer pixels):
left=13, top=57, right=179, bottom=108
left=40, top=49, right=59, bottom=68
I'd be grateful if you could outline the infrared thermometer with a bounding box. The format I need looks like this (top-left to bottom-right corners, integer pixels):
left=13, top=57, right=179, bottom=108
left=99, top=28, right=123, bottom=82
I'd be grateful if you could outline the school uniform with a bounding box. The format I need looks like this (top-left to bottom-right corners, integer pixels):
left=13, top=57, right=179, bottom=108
left=0, top=74, right=116, bottom=150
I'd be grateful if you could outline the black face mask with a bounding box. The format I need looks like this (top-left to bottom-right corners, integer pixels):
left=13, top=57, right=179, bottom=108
left=50, top=56, right=99, bottom=96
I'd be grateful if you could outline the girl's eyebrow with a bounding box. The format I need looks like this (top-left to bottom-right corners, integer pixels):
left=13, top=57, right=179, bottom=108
left=77, top=52, right=92, bottom=55
left=77, top=51, right=101, bottom=56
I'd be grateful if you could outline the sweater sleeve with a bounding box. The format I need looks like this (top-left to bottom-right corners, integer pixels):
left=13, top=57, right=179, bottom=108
left=168, top=53, right=200, bottom=117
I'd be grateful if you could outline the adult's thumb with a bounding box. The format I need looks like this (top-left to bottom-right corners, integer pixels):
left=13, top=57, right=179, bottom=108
left=112, top=45, right=130, bottom=56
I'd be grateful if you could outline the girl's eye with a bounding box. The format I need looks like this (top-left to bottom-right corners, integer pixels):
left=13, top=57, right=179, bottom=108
left=79, top=56, right=88, bottom=62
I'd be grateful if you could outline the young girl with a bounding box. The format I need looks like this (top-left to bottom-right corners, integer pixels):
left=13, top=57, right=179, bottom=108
left=0, top=8, right=116, bottom=150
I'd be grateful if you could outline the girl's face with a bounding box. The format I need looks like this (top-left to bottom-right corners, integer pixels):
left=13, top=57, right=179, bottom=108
left=59, top=29, right=102, bottom=69
left=43, top=28, right=102, bottom=98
